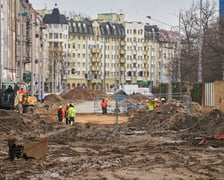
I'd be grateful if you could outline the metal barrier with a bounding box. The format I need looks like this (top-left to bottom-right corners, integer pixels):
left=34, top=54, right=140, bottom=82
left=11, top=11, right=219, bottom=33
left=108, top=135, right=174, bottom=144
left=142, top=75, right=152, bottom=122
left=94, top=92, right=192, bottom=115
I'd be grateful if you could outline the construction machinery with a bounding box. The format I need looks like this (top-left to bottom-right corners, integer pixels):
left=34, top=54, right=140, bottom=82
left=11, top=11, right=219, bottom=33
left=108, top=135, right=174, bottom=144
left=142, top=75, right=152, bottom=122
left=8, top=137, right=48, bottom=161
left=0, top=81, right=38, bottom=113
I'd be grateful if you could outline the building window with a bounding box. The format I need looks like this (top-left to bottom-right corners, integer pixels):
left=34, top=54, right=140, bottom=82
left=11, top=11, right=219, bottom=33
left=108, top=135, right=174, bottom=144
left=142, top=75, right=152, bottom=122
left=53, top=24, right=59, bottom=29
left=139, top=71, right=143, bottom=77
left=54, top=33, right=58, bottom=39
left=53, top=42, right=58, bottom=48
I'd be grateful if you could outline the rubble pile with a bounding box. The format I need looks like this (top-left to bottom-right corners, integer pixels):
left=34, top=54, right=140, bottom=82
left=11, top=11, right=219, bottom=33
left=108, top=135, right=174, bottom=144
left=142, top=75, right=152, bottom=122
left=44, top=94, right=64, bottom=102
left=128, top=100, right=224, bottom=139
left=0, top=110, right=61, bottom=140
left=61, top=88, right=108, bottom=101
left=127, top=93, right=150, bottom=104
left=127, top=101, right=193, bottom=131
left=188, top=109, right=224, bottom=136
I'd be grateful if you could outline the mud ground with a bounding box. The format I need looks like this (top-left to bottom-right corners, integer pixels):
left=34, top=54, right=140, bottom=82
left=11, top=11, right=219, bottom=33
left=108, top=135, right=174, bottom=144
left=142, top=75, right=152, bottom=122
left=0, top=89, right=224, bottom=179
left=0, top=111, right=224, bottom=179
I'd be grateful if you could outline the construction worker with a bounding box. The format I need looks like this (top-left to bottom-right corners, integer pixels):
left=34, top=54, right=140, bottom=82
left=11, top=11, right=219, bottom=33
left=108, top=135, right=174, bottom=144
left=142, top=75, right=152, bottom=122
left=100, top=99, right=106, bottom=114
left=64, top=104, right=69, bottom=125
left=161, top=97, right=166, bottom=104
left=105, top=98, right=109, bottom=114
left=68, top=103, right=76, bottom=125
left=18, top=88, right=27, bottom=94
left=57, top=105, right=64, bottom=122
left=153, top=98, right=160, bottom=108
left=147, top=100, right=154, bottom=111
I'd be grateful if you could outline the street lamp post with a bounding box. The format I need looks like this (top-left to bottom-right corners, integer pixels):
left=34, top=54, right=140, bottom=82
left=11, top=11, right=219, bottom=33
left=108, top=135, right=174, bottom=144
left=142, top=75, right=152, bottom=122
left=0, top=0, right=2, bottom=89
left=38, top=27, right=41, bottom=101
left=103, top=41, right=106, bottom=93
left=177, top=13, right=181, bottom=82
left=19, top=0, right=23, bottom=88
left=147, top=15, right=181, bottom=82
left=198, top=0, right=203, bottom=82
left=151, top=28, right=156, bottom=86
left=31, top=16, right=34, bottom=96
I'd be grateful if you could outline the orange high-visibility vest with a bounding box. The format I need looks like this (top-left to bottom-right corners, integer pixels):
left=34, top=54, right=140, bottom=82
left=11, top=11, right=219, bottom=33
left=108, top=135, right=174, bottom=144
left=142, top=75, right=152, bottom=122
left=101, top=102, right=105, bottom=107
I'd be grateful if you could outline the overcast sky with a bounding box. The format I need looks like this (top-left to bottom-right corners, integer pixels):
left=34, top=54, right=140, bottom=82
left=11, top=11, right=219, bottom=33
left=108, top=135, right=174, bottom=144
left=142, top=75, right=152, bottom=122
left=29, top=0, right=219, bottom=29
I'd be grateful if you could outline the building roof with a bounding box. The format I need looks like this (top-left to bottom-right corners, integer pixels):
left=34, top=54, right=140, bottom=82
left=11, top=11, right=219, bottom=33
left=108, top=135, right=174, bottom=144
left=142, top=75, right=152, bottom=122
left=99, top=22, right=125, bottom=37
left=69, top=19, right=94, bottom=35
left=144, top=25, right=160, bottom=40
left=159, top=29, right=183, bottom=43
left=43, top=8, right=68, bottom=24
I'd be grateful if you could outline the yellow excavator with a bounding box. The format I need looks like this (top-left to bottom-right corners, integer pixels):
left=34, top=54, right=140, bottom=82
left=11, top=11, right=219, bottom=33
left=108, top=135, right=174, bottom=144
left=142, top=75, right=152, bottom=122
left=0, top=81, right=38, bottom=113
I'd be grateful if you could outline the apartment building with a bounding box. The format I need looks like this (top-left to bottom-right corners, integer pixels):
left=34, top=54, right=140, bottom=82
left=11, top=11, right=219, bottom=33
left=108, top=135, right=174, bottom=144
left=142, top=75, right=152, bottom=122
left=144, top=24, right=160, bottom=87
left=43, top=5, right=69, bottom=93
left=66, top=13, right=179, bottom=91
left=125, top=22, right=146, bottom=86
left=159, top=29, right=178, bottom=83
left=67, top=16, right=126, bottom=91
left=0, top=0, right=44, bottom=87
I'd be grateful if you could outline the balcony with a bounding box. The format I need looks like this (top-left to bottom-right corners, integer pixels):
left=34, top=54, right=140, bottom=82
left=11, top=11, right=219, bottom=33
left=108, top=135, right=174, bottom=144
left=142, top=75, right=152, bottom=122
left=91, top=57, right=97, bottom=62
left=91, top=66, right=97, bottom=71
left=91, top=48, right=97, bottom=53
left=120, top=67, right=125, bottom=71
left=120, top=49, right=126, bottom=55
left=120, top=40, right=126, bottom=46
left=120, top=58, right=126, bottom=64
left=91, top=66, right=101, bottom=71
left=96, top=48, right=101, bottom=53
left=49, top=47, right=63, bottom=52
left=96, top=58, right=101, bottom=62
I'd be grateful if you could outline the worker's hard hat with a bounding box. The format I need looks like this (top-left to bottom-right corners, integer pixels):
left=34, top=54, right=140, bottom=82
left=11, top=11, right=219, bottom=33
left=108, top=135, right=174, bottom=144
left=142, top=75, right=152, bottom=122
left=154, top=98, right=158, bottom=101
left=59, top=105, right=62, bottom=108
left=70, top=103, right=74, bottom=107
left=66, top=104, right=69, bottom=107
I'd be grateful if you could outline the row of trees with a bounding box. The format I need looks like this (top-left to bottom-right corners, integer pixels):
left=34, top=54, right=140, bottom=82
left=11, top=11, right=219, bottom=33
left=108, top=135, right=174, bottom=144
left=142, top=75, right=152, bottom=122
left=172, top=0, right=224, bottom=84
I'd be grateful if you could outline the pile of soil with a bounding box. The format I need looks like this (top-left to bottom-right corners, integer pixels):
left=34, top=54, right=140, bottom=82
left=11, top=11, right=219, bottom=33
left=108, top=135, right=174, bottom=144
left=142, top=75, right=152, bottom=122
left=128, top=100, right=224, bottom=139
left=61, top=88, right=108, bottom=101
left=44, top=94, right=64, bottom=102
left=188, top=109, right=224, bottom=136
left=127, top=93, right=150, bottom=104
left=0, top=110, right=61, bottom=141
left=127, top=100, right=192, bottom=131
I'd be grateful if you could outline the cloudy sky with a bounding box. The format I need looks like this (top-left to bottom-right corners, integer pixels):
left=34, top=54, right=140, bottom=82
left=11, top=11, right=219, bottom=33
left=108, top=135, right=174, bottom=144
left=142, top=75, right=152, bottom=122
left=29, top=0, right=219, bottom=29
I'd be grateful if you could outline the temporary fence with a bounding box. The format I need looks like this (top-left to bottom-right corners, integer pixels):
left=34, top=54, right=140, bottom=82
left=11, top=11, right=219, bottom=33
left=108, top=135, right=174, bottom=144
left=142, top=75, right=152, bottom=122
left=94, top=92, right=192, bottom=115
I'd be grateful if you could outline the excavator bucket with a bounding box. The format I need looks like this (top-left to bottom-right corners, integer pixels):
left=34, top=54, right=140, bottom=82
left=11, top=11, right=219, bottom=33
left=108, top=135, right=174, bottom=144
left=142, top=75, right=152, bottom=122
left=23, top=137, right=48, bottom=160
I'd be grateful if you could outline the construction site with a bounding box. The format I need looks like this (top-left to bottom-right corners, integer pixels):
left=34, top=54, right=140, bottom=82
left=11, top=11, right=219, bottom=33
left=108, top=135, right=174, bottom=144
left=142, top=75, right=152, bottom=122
left=0, top=87, right=224, bottom=179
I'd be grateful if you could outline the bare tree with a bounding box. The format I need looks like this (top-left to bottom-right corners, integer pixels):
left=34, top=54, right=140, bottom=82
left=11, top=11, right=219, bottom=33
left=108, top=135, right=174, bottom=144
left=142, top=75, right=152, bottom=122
left=177, top=0, right=220, bottom=83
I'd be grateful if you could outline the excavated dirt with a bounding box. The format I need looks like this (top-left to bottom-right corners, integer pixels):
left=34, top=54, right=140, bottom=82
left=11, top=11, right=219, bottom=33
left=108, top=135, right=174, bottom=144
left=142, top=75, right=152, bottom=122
left=44, top=94, right=64, bottom=102
left=61, top=88, right=109, bottom=101
left=0, top=98, right=224, bottom=179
